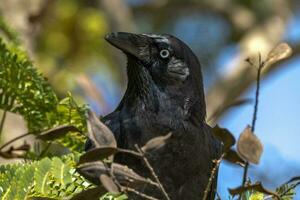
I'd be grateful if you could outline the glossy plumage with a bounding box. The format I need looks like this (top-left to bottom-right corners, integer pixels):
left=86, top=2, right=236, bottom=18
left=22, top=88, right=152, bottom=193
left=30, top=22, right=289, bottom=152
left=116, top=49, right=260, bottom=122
left=85, top=32, right=222, bottom=200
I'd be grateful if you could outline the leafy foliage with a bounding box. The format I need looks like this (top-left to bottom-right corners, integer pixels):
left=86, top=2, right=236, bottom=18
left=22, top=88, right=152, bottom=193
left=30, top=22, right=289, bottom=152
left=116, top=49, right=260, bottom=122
left=276, top=184, right=295, bottom=200
left=0, top=38, right=87, bottom=152
left=45, top=94, right=88, bottom=152
left=276, top=177, right=300, bottom=200
left=248, top=192, right=263, bottom=200
left=0, top=19, right=126, bottom=199
left=0, top=38, right=58, bottom=131
left=0, top=12, right=297, bottom=200
left=0, top=155, right=90, bottom=199
left=100, top=193, right=128, bottom=200
left=234, top=178, right=299, bottom=200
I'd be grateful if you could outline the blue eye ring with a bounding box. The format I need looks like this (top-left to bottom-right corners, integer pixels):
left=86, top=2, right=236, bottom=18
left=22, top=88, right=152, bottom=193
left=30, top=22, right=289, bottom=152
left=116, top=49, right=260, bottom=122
left=160, top=49, right=170, bottom=59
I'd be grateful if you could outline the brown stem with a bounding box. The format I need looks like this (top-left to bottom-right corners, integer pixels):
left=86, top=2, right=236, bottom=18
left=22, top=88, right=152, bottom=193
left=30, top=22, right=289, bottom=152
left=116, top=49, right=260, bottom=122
left=241, top=162, right=249, bottom=186
left=0, top=132, right=34, bottom=151
left=117, top=148, right=143, bottom=158
left=251, top=54, right=264, bottom=133
left=203, top=153, right=226, bottom=200
left=135, top=144, right=170, bottom=200
left=122, top=187, right=159, bottom=200
left=241, top=54, right=265, bottom=198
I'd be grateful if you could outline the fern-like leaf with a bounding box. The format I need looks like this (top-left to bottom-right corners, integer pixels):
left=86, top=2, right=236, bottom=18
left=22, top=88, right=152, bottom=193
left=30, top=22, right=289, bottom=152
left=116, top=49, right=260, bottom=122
left=51, top=157, right=72, bottom=187
left=0, top=39, right=58, bottom=131
left=0, top=155, right=93, bottom=199
left=34, top=158, right=52, bottom=195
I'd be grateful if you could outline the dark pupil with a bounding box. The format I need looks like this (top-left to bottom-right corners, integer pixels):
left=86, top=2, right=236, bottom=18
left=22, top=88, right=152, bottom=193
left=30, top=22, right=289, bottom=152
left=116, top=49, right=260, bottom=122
left=161, top=50, right=168, bottom=57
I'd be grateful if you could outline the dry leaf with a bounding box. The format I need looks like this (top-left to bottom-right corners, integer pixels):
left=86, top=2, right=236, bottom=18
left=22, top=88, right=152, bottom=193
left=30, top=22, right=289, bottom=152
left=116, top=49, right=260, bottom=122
left=70, top=186, right=106, bottom=200
left=79, top=147, right=118, bottom=164
left=99, top=174, right=120, bottom=194
left=229, top=98, right=253, bottom=108
left=77, top=161, right=158, bottom=188
left=237, top=125, right=263, bottom=164
left=87, top=110, right=117, bottom=148
left=37, top=125, right=80, bottom=140
left=212, top=125, right=236, bottom=151
left=141, top=132, right=172, bottom=153
left=224, top=149, right=245, bottom=167
left=265, top=43, right=292, bottom=67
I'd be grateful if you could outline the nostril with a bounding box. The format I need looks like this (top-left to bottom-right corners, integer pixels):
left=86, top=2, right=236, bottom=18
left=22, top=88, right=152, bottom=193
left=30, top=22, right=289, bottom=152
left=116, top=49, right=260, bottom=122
left=104, top=33, right=111, bottom=40
left=104, top=34, right=110, bottom=40
left=105, top=32, right=118, bottom=40
left=111, top=32, right=118, bottom=37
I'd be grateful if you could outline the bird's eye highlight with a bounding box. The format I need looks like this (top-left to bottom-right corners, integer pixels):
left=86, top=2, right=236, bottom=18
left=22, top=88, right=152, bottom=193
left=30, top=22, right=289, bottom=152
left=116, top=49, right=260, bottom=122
left=159, top=49, right=170, bottom=59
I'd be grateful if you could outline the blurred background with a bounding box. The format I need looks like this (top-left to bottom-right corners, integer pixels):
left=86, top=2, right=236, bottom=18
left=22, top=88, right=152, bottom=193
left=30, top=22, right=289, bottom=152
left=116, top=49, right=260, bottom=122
left=0, top=0, right=300, bottom=198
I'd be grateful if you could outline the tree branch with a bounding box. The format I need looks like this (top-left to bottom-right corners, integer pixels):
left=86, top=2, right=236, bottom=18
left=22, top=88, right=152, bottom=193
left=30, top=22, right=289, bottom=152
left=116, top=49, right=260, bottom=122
left=99, top=0, right=136, bottom=32
left=206, top=42, right=300, bottom=125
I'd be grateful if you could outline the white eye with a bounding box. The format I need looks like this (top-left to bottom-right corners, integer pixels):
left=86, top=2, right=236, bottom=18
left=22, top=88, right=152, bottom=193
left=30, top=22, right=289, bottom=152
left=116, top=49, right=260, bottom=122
left=159, top=49, right=170, bottom=59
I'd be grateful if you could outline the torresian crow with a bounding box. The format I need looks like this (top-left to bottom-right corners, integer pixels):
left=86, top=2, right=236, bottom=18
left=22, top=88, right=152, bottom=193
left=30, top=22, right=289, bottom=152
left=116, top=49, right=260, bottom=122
left=85, top=32, right=222, bottom=200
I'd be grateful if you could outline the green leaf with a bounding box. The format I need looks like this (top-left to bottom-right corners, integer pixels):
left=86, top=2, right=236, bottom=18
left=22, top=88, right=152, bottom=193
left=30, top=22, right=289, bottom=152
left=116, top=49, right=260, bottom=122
left=100, top=193, right=128, bottom=200
left=0, top=163, right=35, bottom=200
left=0, top=153, right=91, bottom=199
left=0, top=38, right=87, bottom=153
left=276, top=176, right=300, bottom=200
left=14, top=164, right=36, bottom=199
left=51, top=157, right=72, bottom=186
left=50, top=95, right=88, bottom=152
left=249, top=192, right=264, bottom=200
left=0, top=38, right=58, bottom=131
left=34, top=158, right=52, bottom=195
left=229, top=182, right=280, bottom=200
left=0, top=164, right=20, bottom=195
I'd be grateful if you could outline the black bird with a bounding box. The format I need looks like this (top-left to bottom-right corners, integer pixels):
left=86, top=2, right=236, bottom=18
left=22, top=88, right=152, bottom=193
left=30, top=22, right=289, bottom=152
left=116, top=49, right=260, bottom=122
left=85, top=32, right=222, bottom=200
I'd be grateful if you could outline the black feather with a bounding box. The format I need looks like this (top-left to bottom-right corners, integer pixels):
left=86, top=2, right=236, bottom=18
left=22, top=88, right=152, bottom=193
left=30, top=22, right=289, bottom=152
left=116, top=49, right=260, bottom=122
left=85, top=32, right=222, bottom=199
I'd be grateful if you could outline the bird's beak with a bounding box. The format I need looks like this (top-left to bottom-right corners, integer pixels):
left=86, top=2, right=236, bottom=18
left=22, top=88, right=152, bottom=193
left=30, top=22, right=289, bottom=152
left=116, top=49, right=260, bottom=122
left=105, top=32, right=149, bottom=59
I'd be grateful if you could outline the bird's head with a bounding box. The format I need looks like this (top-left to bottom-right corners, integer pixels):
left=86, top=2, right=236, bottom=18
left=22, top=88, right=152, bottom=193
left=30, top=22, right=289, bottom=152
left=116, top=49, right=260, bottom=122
left=105, top=32, right=206, bottom=122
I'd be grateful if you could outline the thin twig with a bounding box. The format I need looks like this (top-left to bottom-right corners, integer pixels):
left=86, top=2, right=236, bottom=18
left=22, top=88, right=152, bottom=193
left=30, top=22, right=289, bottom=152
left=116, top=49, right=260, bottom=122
left=0, top=132, right=35, bottom=151
left=117, top=148, right=143, bottom=158
left=241, top=53, right=265, bottom=189
left=0, top=143, right=30, bottom=159
left=241, top=162, right=249, bottom=187
left=106, top=162, right=122, bottom=192
left=202, top=153, right=226, bottom=200
left=114, top=148, right=161, bottom=188
left=135, top=144, right=171, bottom=200
left=279, top=181, right=300, bottom=198
left=0, top=125, right=56, bottom=151
left=122, top=187, right=159, bottom=200
left=0, top=110, right=7, bottom=138
left=251, top=53, right=264, bottom=133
